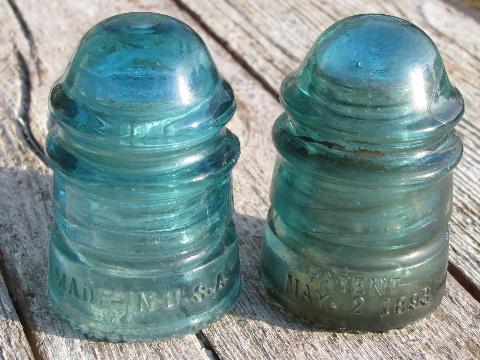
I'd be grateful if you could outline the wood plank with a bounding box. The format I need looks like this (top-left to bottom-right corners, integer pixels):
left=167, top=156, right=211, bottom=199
left=177, top=0, right=480, bottom=294
left=0, top=268, right=34, bottom=360
left=3, top=0, right=480, bottom=359
left=0, top=0, right=212, bottom=358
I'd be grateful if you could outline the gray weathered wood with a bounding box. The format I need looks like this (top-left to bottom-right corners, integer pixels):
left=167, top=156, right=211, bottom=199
left=178, top=0, right=480, bottom=294
left=1, top=0, right=479, bottom=359
left=0, top=267, right=34, bottom=360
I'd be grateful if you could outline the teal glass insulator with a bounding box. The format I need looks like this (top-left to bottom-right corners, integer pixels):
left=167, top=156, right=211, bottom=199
left=260, top=14, right=463, bottom=331
left=46, top=12, right=241, bottom=341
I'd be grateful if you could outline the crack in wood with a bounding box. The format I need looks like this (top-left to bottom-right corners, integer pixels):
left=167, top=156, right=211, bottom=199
left=6, top=0, right=47, bottom=166
left=13, top=48, right=47, bottom=165
left=0, top=246, right=43, bottom=360
left=196, top=330, right=221, bottom=360
left=448, top=262, right=480, bottom=302
left=6, top=0, right=44, bottom=84
left=173, top=0, right=279, bottom=99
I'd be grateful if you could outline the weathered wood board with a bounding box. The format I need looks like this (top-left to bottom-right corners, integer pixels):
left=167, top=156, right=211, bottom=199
left=178, top=0, right=480, bottom=294
left=0, top=268, right=34, bottom=360
left=0, top=0, right=478, bottom=359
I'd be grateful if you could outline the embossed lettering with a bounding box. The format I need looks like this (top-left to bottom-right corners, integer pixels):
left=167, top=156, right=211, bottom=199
left=284, top=270, right=432, bottom=317
left=368, top=278, right=386, bottom=296
left=381, top=287, right=432, bottom=317
left=389, top=278, right=401, bottom=295
left=319, top=271, right=333, bottom=292
left=408, top=292, right=419, bottom=310
left=138, top=292, right=155, bottom=312
left=216, top=272, right=226, bottom=291
left=352, top=277, right=366, bottom=296
left=285, top=270, right=403, bottom=298
left=337, top=275, right=348, bottom=294
left=352, top=296, right=365, bottom=314
left=100, top=289, right=126, bottom=309
left=193, top=270, right=229, bottom=302
left=382, top=297, right=391, bottom=315
left=395, top=297, right=407, bottom=314
left=54, top=268, right=94, bottom=304
left=68, top=277, right=80, bottom=299
left=166, top=289, right=180, bottom=308
left=301, top=284, right=312, bottom=302
left=420, top=287, right=431, bottom=305
left=193, top=285, right=208, bottom=302
left=54, top=267, right=66, bottom=290
left=316, top=291, right=330, bottom=308
left=285, top=273, right=300, bottom=296
left=82, top=283, right=94, bottom=303
left=53, top=268, right=233, bottom=315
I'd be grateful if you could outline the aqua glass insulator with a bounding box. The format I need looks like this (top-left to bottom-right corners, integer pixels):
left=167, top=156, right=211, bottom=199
left=260, top=14, right=463, bottom=331
left=46, top=12, right=241, bottom=341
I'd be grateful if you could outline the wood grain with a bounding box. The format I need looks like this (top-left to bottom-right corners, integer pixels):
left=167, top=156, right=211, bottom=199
left=177, top=0, right=480, bottom=294
left=0, top=267, right=34, bottom=360
left=0, top=0, right=479, bottom=359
